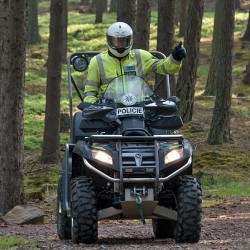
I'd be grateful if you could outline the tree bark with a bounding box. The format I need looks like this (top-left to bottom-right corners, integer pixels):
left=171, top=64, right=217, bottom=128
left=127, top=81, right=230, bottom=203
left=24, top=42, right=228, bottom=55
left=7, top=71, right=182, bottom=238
left=0, top=0, right=27, bottom=214
left=133, top=0, right=151, bottom=50
left=204, top=43, right=217, bottom=96
left=27, top=0, right=40, bottom=44
left=156, top=0, right=176, bottom=97
left=178, top=0, right=189, bottom=37
left=41, top=0, right=64, bottom=163
left=235, top=0, right=241, bottom=9
left=102, top=0, right=107, bottom=12
left=62, top=0, right=68, bottom=63
left=207, top=0, right=235, bottom=144
left=117, top=0, right=136, bottom=32
left=243, top=57, right=250, bottom=85
left=95, top=0, right=103, bottom=23
left=241, top=8, right=250, bottom=41
left=176, top=0, right=204, bottom=122
left=204, top=0, right=237, bottom=95
left=81, top=0, right=90, bottom=4
left=110, top=0, right=117, bottom=12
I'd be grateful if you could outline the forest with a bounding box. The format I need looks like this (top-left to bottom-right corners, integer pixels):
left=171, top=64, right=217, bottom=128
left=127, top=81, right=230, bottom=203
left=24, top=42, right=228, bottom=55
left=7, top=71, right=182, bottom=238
left=0, top=0, right=249, bottom=242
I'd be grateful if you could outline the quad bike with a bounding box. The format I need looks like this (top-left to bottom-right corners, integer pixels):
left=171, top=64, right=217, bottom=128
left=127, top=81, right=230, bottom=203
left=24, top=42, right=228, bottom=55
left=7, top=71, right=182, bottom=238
left=57, top=51, right=202, bottom=244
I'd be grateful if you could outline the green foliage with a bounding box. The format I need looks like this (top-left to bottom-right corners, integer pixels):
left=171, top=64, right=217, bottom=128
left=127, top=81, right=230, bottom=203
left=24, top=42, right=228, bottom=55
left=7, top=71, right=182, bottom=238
left=201, top=12, right=215, bottom=37
left=25, top=94, right=45, bottom=114
left=233, top=65, right=246, bottom=75
left=235, top=12, right=250, bottom=36
left=24, top=135, right=43, bottom=150
left=24, top=94, right=45, bottom=150
left=193, top=146, right=250, bottom=198
left=200, top=11, right=248, bottom=38
left=197, top=65, right=209, bottom=78
left=0, top=236, right=38, bottom=249
left=201, top=173, right=250, bottom=198
left=61, top=133, right=70, bottom=144
left=24, top=149, right=61, bottom=195
left=194, top=149, right=250, bottom=169
left=67, top=13, right=116, bottom=51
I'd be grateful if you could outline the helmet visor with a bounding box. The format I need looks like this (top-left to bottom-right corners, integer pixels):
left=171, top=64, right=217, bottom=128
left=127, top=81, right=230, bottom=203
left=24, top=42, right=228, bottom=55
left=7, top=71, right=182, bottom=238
left=107, top=35, right=132, bottom=49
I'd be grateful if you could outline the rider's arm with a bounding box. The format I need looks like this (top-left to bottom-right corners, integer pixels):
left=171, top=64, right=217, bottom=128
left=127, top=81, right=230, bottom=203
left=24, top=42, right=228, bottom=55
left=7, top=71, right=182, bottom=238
left=83, top=57, right=101, bottom=103
left=139, top=50, right=181, bottom=75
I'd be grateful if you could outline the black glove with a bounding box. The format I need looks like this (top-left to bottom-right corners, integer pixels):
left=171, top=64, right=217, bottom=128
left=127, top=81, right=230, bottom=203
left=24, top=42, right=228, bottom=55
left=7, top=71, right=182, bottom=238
left=172, top=42, right=186, bottom=61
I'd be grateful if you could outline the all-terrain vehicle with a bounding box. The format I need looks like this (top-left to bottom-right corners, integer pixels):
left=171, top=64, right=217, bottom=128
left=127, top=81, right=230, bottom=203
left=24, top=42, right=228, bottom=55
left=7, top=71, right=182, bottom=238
left=57, top=51, right=202, bottom=244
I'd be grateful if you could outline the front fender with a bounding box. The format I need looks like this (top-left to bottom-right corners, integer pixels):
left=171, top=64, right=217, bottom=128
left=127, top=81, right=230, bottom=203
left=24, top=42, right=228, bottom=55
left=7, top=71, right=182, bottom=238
left=72, top=140, right=89, bottom=157
left=61, top=143, right=75, bottom=211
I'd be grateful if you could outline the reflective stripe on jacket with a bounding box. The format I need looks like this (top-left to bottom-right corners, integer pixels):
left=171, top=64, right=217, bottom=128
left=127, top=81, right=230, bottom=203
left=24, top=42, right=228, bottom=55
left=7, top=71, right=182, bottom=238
left=84, top=49, right=181, bottom=103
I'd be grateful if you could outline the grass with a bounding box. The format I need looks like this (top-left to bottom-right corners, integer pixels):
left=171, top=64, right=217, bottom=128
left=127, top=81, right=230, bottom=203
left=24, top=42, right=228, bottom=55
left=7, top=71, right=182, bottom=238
left=0, top=236, right=38, bottom=250
left=202, top=173, right=250, bottom=198
left=24, top=3, right=250, bottom=200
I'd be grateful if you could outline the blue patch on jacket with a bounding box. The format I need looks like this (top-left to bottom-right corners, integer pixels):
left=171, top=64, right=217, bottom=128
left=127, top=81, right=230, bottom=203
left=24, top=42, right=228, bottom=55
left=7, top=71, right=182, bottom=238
left=124, top=66, right=136, bottom=75
left=123, top=66, right=136, bottom=72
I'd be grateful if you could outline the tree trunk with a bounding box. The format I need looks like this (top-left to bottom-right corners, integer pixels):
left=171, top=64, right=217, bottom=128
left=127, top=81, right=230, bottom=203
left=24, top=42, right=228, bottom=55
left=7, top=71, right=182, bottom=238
left=207, top=0, right=235, bottom=144
left=235, top=0, right=241, bottom=9
left=204, top=5, right=219, bottom=95
left=178, top=0, right=189, bottom=37
left=156, top=0, right=176, bottom=97
left=102, top=0, right=107, bottom=12
left=89, top=0, right=96, bottom=13
left=27, top=0, right=40, bottom=44
left=62, top=0, right=68, bottom=63
left=204, top=44, right=217, bottom=95
left=150, top=0, right=157, bottom=9
left=110, top=0, right=117, bottom=12
left=175, top=0, right=180, bottom=26
left=243, top=57, right=250, bottom=85
left=241, top=8, right=250, bottom=41
left=81, top=0, right=90, bottom=4
left=176, top=0, right=204, bottom=122
left=133, top=0, right=151, bottom=50
left=0, top=0, right=27, bottom=214
left=95, top=0, right=103, bottom=23
left=204, top=0, right=237, bottom=96
left=117, top=0, right=136, bottom=32
left=41, top=0, right=64, bottom=163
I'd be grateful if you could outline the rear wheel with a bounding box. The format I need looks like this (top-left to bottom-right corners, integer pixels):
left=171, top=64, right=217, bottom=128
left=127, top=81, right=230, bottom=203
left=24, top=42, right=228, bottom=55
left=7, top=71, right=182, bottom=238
left=70, top=176, right=98, bottom=244
left=175, top=175, right=202, bottom=243
left=152, top=219, right=175, bottom=238
left=57, top=177, right=71, bottom=240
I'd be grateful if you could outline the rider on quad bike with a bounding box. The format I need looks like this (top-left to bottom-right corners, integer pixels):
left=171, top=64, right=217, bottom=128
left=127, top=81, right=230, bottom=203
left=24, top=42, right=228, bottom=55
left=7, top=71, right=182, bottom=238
left=83, top=21, right=186, bottom=104
left=56, top=22, right=202, bottom=245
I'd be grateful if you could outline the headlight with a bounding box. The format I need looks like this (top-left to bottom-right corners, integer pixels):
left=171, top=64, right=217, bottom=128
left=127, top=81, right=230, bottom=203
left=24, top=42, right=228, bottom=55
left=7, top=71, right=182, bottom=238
left=92, top=150, right=113, bottom=165
left=164, top=148, right=183, bottom=164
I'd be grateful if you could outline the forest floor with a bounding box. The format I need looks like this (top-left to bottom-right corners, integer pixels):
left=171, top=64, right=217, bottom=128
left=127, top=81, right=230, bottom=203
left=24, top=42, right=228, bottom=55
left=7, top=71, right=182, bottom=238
left=0, top=197, right=249, bottom=249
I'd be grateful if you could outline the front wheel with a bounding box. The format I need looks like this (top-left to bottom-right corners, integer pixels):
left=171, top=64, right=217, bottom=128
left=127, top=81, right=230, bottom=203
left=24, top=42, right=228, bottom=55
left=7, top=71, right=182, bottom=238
left=175, top=175, right=202, bottom=243
left=70, top=176, right=98, bottom=244
left=152, top=219, right=175, bottom=239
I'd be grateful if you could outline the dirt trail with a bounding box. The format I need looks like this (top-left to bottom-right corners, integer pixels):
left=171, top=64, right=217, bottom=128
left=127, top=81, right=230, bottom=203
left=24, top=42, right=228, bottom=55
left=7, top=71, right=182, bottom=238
left=0, top=198, right=249, bottom=249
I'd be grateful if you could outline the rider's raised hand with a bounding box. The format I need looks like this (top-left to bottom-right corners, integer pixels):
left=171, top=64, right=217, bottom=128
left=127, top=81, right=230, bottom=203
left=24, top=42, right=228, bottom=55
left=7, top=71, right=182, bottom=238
left=172, top=42, right=186, bottom=61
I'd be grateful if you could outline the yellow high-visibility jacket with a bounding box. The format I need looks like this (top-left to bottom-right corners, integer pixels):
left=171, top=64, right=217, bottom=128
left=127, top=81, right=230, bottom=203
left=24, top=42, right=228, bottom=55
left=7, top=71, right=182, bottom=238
left=84, top=49, right=181, bottom=103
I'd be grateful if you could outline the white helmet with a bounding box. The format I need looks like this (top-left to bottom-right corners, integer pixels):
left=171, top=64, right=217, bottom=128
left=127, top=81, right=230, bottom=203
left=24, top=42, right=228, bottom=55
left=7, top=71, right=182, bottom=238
left=106, top=22, right=133, bottom=58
